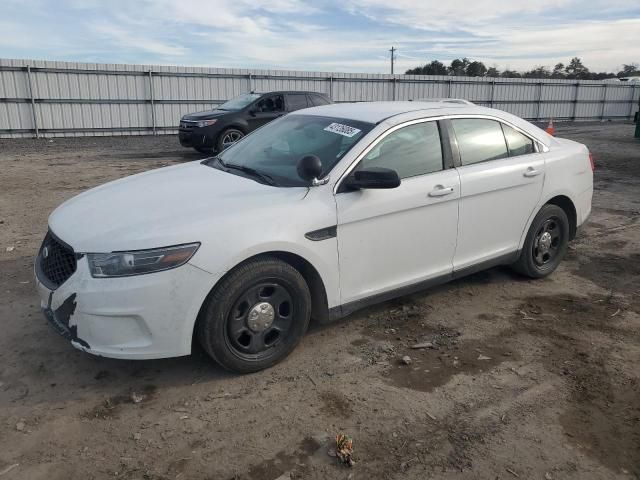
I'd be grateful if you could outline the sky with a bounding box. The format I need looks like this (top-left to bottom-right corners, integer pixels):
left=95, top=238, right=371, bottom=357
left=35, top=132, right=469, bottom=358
left=1, top=0, right=639, bottom=74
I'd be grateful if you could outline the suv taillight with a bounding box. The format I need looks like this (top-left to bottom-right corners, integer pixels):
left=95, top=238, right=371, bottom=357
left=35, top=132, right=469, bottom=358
left=589, top=152, right=595, bottom=171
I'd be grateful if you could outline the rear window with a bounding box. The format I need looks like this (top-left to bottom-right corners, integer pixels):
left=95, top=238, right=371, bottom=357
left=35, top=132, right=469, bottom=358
left=287, top=94, right=309, bottom=111
left=309, top=94, right=331, bottom=106
left=502, top=124, right=535, bottom=156
left=451, top=119, right=509, bottom=165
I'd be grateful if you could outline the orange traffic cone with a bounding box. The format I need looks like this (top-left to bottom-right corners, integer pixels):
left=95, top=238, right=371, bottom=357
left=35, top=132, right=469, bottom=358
left=545, top=118, right=555, bottom=136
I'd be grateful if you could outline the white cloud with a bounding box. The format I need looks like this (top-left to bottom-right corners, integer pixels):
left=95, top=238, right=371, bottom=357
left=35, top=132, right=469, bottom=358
left=0, top=0, right=637, bottom=73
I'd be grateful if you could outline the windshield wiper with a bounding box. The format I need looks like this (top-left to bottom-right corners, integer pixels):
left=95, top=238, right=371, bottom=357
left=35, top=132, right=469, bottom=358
left=221, top=161, right=277, bottom=186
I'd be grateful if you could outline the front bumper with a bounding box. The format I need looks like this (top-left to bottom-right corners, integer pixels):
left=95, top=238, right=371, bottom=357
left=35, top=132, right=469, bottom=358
left=178, top=126, right=214, bottom=149
left=35, top=255, right=219, bottom=359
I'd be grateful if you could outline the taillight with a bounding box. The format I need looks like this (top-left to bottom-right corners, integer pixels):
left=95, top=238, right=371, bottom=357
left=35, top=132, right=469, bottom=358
left=589, top=152, right=595, bottom=171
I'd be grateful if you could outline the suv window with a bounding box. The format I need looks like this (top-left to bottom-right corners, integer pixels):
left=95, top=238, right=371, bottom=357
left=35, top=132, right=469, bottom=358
left=452, top=119, right=508, bottom=165
left=256, top=94, right=284, bottom=113
left=502, top=124, right=535, bottom=156
left=357, top=121, right=443, bottom=179
left=286, top=94, right=309, bottom=111
left=309, top=94, right=331, bottom=106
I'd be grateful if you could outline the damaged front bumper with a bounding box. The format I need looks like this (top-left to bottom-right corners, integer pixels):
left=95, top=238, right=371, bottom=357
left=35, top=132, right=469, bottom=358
left=35, top=255, right=218, bottom=360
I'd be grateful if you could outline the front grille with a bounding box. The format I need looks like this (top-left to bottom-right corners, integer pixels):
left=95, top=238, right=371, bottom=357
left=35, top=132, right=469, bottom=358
left=38, top=232, right=77, bottom=289
left=179, top=120, right=198, bottom=130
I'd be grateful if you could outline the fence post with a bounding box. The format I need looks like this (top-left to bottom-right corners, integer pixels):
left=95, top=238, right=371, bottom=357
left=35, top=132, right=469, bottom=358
left=628, top=84, right=637, bottom=119
left=536, top=82, right=543, bottom=121
left=391, top=76, right=396, bottom=101
left=148, top=71, right=156, bottom=135
left=571, top=82, right=580, bottom=121
left=490, top=80, right=495, bottom=108
left=26, top=65, right=39, bottom=138
left=447, top=79, right=452, bottom=98
left=248, top=73, right=253, bottom=92
left=600, top=84, right=607, bottom=120
left=329, top=75, right=333, bottom=101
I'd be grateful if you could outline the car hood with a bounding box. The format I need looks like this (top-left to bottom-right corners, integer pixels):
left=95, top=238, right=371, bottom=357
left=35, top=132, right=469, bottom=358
left=182, top=109, right=230, bottom=120
left=48, top=161, right=307, bottom=253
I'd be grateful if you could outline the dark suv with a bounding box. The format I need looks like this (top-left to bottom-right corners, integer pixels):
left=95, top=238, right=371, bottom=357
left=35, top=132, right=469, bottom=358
left=178, top=91, right=332, bottom=153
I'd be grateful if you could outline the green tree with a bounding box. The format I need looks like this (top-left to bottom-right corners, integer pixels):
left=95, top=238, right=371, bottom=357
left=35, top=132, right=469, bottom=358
left=523, top=66, right=551, bottom=78
left=405, top=60, right=449, bottom=75
left=465, top=61, right=487, bottom=77
left=617, top=63, right=640, bottom=78
left=551, top=63, right=565, bottom=78
left=501, top=69, right=522, bottom=78
left=486, top=66, right=500, bottom=77
left=449, top=58, right=471, bottom=76
left=423, top=60, right=448, bottom=75
left=565, top=57, right=590, bottom=79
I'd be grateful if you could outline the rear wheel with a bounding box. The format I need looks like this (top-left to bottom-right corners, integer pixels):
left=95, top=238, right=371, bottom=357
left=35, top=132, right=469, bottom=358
left=216, top=128, right=244, bottom=152
left=197, top=257, right=311, bottom=373
left=513, top=204, right=569, bottom=278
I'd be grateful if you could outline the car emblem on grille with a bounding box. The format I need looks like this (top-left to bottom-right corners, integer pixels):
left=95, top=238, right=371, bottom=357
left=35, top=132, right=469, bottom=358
left=42, top=246, right=49, bottom=259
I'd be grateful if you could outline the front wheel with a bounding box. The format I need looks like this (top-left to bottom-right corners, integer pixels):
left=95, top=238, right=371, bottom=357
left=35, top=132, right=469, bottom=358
left=512, top=204, right=570, bottom=278
left=216, top=128, right=244, bottom=152
left=197, top=257, right=311, bottom=373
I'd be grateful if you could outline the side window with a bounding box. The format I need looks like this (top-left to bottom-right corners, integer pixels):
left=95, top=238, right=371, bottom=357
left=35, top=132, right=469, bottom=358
left=357, top=121, right=443, bottom=179
left=309, top=94, right=331, bottom=106
left=502, top=124, right=535, bottom=156
left=286, top=94, right=309, bottom=111
left=256, top=94, right=284, bottom=113
left=451, top=119, right=508, bottom=165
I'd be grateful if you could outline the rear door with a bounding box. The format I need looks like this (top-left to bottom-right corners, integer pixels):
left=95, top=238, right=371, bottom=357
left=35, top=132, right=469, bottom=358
left=448, top=118, right=545, bottom=270
left=285, top=93, right=310, bottom=112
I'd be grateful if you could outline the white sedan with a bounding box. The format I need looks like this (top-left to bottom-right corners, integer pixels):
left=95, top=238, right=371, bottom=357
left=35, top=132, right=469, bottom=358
left=35, top=100, right=593, bottom=372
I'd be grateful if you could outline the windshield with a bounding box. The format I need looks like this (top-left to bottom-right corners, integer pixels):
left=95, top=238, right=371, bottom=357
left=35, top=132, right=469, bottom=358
left=218, top=93, right=262, bottom=111
left=215, top=114, right=374, bottom=187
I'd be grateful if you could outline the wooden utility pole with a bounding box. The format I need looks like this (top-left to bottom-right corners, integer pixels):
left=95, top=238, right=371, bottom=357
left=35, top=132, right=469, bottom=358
left=390, top=46, right=396, bottom=75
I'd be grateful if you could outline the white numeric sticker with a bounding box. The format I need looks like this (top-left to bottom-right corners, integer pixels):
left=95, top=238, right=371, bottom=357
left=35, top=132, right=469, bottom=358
left=324, top=122, right=361, bottom=138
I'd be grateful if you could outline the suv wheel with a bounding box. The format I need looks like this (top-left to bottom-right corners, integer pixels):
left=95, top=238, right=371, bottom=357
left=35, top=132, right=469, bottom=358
left=217, top=128, right=244, bottom=152
left=513, top=204, right=569, bottom=278
left=197, top=257, right=311, bottom=373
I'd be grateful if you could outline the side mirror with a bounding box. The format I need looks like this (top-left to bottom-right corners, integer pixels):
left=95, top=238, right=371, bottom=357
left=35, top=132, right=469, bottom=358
left=249, top=109, right=257, bottom=117
left=297, top=155, right=323, bottom=183
left=344, top=167, right=400, bottom=190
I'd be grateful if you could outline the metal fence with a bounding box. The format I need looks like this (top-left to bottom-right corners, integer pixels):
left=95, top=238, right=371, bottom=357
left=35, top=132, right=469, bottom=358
left=1, top=58, right=638, bottom=138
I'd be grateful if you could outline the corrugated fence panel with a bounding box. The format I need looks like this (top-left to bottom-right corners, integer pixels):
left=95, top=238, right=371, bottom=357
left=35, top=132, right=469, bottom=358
left=1, top=58, right=638, bottom=138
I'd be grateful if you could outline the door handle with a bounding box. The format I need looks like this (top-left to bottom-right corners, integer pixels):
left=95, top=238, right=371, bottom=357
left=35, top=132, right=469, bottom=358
left=428, top=185, right=454, bottom=197
left=523, top=167, right=542, bottom=177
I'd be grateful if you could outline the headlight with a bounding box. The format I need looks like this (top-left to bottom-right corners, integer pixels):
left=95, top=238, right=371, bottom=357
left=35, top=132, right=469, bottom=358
left=87, top=243, right=200, bottom=278
left=197, top=119, right=217, bottom=127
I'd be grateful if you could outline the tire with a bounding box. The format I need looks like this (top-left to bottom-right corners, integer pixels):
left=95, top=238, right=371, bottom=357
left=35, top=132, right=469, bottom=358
left=197, top=256, right=311, bottom=373
left=216, top=128, right=244, bottom=152
left=513, top=204, right=570, bottom=278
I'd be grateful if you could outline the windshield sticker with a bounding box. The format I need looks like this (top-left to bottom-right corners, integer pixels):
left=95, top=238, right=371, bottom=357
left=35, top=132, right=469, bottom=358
left=324, top=123, right=361, bottom=138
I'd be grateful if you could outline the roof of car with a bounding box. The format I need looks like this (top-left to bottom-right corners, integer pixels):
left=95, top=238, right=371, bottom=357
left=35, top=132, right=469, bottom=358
left=293, top=100, right=555, bottom=146
left=254, top=91, right=329, bottom=96
left=294, top=100, right=480, bottom=124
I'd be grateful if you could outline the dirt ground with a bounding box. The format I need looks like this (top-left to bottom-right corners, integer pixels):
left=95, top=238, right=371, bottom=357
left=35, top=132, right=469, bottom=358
left=0, top=123, right=639, bottom=480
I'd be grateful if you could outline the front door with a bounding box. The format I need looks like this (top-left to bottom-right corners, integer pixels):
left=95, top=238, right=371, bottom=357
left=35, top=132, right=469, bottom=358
left=247, top=94, right=285, bottom=131
left=336, top=120, right=460, bottom=304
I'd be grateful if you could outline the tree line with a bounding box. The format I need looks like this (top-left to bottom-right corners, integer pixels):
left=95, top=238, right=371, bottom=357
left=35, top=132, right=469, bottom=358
left=405, top=57, right=640, bottom=80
